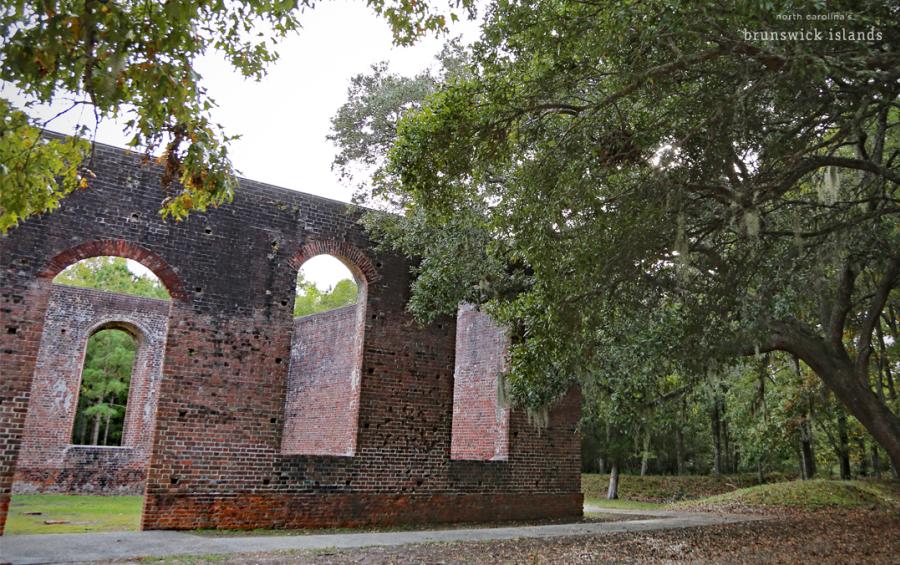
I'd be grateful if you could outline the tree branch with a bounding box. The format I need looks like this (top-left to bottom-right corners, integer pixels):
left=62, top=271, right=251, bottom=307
left=856, top=254, right=900, bottom=380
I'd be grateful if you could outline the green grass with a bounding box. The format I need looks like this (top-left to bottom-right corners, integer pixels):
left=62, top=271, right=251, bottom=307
left=673, top=479, right=900, bottom=510
left=581, top=473, right=792, bottom=503
left=583, top=498, right=666, bottom=511
left=6, top=494, right=143, bottom=534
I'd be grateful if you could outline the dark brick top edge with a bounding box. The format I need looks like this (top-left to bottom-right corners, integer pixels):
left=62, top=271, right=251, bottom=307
left=40, top=130, right=379, bottom=213
left=293, top=304, right=359, bottom=321
left=52, top=283, right=172, bottom=307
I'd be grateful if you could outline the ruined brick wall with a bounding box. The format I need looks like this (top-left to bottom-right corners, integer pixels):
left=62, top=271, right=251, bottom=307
left=282, top=304, right=362, bottom=456
left=451, top=304, right=510, bottom=461
left=0, top=137, right=581, bottom=534
left=12, top=285, right=169, bottom=494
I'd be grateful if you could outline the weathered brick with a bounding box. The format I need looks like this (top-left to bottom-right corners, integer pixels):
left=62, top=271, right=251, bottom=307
left=13, top=285, right=168, bottom=494
left=0, top=137, right=581, bottom=534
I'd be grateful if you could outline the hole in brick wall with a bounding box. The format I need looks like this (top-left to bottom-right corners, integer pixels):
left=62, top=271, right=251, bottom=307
left=283, top=251, right=367, bottom=456
left=179, top=410, right=187, bottom=419
left=270, top=417, right=277, bottom=424
left=293, top=254, right=359, bottom=318
left=60, top=329, right=66, bottom=334
left=376, top=262, right=382, bottom=268
left=188, top=348, right=195, bottom=356
left=371, top=314, right=377, bottom=320
left=263, top=478, right=270, bottom=485
left=275, top=357, right=283, bottom=364
left=195, top=287, right=203, bottom=294
left=130, top=213, right=139, bottom=220
left=54, top=256, right=171, bottom=300
left=204, top=227, right=212, bottom=235
left=7, top=326, right=17, bottom=334
left=170, top=476, right=179, bottom=485
left=367, top=367, right=374, bottom=374
left=345, top=479, right=351, bottom=486
left=70, top=328, right=137, bottom=447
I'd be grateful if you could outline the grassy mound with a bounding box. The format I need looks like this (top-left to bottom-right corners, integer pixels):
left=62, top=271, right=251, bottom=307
left=674, top=479, right=900, bottom=511
left=581, top=473, right=791, bottom=503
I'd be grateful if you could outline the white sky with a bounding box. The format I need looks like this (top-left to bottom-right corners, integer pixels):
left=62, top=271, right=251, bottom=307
left=5, top=0, right=479, bottom=289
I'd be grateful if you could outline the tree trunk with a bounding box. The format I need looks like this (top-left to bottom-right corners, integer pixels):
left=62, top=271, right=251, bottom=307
left=837, top=411, right=851, bottom=480
left=640, top=427, right=652, bottom=476
left=711, top=398, right=722, bottom=477
left=607, top=462, right=620, bottom=500
left=91, top=414, right=101, bottom=445
left=883, top=308, right=898, bottom=400
left=799, top=417, right=816, bottom=480
left=875, top=323, right=888, bottom=402
left=723, top=416, right=732, bottom=473
left=857, top=438, right=868, bottom=477
left=675, top=427, right=685, bottom=475
left=871, top=445, right=881, bottom=479
left=102, top=413, right=111, bottom=446
left=756, top=460, right=764, bottom=484
left=789, top=343, right=900, bottom=475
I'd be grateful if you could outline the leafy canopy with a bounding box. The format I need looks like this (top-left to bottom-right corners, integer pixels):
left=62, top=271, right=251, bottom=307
left=331, top=1, right=900, bottom=467
left=55, top=256, right=170, bottom=299
left=377, top=0, right=898, bottom=397
left=294, top=273, right=358, bottom=317
left=0, top=0, right=473, bottom=232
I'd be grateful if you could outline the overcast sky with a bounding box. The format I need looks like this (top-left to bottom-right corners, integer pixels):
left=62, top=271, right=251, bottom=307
left=4, top=1, right=478, bottom=290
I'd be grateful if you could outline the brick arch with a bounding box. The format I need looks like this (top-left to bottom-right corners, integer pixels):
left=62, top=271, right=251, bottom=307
left=87, top=319, right=148, bottom=344
left=282, top=238, right=373, bottom=457
left=288, top=240, right=380, bottom=285
left=39, top=240, right=187, bottom=300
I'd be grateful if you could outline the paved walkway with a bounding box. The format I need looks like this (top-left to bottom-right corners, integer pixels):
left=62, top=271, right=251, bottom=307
left=1, top=506, right=763, bottom=564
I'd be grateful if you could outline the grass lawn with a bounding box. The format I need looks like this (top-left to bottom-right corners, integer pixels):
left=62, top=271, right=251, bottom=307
left=6, top=494, right=143, bottom=535
left=583, top=498, right=666, bottom=511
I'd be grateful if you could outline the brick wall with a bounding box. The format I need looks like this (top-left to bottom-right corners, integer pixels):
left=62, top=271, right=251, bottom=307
left=0, top=136, right=581, bottom=534
left=282, top=304, right=363, bottom=456
left=451, top=304, right=510, bottom=461
left=12, top=285, right=169, bottom=494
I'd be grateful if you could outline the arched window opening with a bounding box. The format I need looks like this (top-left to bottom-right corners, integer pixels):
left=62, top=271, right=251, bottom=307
left=283, top=253, right=367, bottom=456
left=55, top=256, right=170, bottom=300
left=71, top=328, right=137, bottom=446
left=293, top=255, right=358, bottom=317
left=14, top=244, right=177, bottom=496
left=450, top=303, right=510, bottom=461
